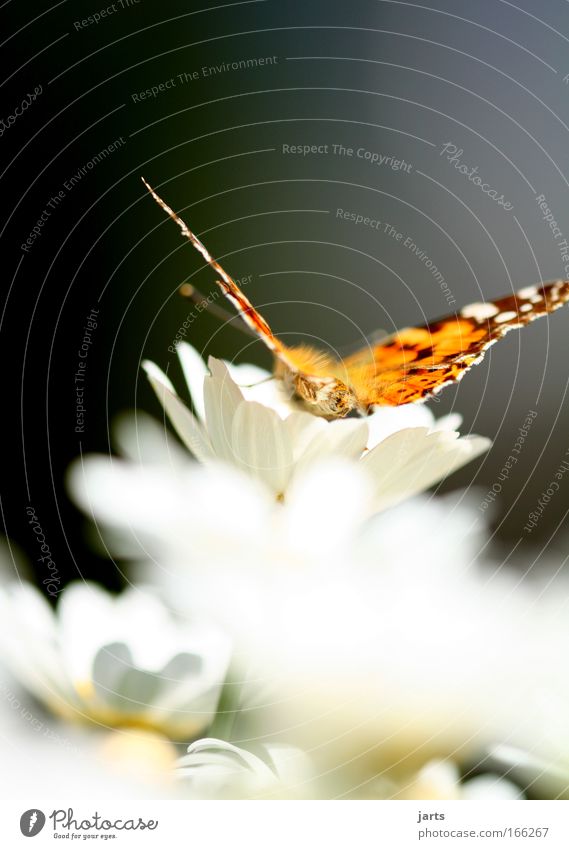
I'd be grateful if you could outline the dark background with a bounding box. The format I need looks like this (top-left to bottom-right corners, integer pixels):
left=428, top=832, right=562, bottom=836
left=3, top=0, right=569, bottom=592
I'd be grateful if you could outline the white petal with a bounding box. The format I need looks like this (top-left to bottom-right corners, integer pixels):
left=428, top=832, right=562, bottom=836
left=58, top=582, right=153, bottom=685
left=203, top=358, right=245, bottom=463
left=230, top=401, right=293, bottom=495
left=113, top=411, right=188, bottom=466
left=181, top=738, right=275, bottom=778
left=283, top=459, right=373, bottom=557
left=223, top=360, right=271, bottom=386
left=0, top=584, right=70, bottom=704
left=141, top=359, right=176, bottom=393
left=223, top=360, right=295, bottom=413
left=363, top=428, right=491, bottom=511
left=284, top=412, right=328, bottom=462
left=462, top=775, right=523, bottom=800
left=293, top=418, right=369, bottom=475
left=68, top=455, right=271, bottom=559
left=430, top=412, right=463, bottom=432
left=68, top=456, right=186, bottom=536
left=366, top=405, right=436, bottom=450
left=224, top=361, right=271, bottom=387
left=177, top=342, right=209, bottom=422
left=144, top=372, right=213, bottom=463
left=401, top=760, right=461, bottom=799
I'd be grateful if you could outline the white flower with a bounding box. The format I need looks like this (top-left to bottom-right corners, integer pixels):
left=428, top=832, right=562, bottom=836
left=175, top=738, right=315, bottom=799
left=174, top=741, right=522, bottom=800
left=69, top=441, right=569, bottom=796
left=387, top=760, right=523, bottom=800
left=489, top=745, right=569, bottom=800
left=142, top=342, right=490, bottom=511
left=0, top=581, right=231, bottom=741
left=231, top=497, right=569, bottom=798
left=0, top=664, right=177, bottom=798
left=67, top=415, right=569, bottom=798
left=64, top=343, right=569, bottom=799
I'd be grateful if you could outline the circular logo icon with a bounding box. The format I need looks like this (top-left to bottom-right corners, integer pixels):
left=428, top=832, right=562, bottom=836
left=19, top=810, right=46, bottom=837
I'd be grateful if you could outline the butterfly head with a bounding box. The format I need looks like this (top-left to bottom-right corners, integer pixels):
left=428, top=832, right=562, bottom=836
left=292, top=373, right=359, bottom=419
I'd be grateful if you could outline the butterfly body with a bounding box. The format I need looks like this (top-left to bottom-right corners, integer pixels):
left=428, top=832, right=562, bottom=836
left=278, top=360, right=359, bottom=418
left=143, top=179, right=569, bottom=419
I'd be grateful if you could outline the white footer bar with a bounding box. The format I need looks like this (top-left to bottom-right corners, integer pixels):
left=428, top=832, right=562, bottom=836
left=2, top=800, right=569, bottom=847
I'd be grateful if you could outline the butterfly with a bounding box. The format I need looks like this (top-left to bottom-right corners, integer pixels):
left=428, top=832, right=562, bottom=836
left=143, top=178, right=569, bottom=419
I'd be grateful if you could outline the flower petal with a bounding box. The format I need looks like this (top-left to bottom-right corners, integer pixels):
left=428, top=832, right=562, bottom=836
left=363, top=428, right=491, bottom=511
left=283, top=459, right=373, bottom=558
left=284, top=412, right=328, bottom=462
left=462, top=774, right=523, bottom=800
left=143, top=363, right=213, bottom=463
left=366, top=405, right=437, bottom=450
left=177, top=342, right=209, bottom=422
left=294, top=417, right=369, bottom=475
left=203, top=358, right=245, bottom=463
left=113, top=411, right=188, bottom=466
left=226, top=361, right=293, bottom=418
left=230, top=401, right=293, bottom=495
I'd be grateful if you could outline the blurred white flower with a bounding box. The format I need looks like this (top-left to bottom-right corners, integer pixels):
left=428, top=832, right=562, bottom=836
left=63, top=343, right=569, bottom=800
left=0, top=581, right=231, bottom=742
left=489, top=744, right=569, bottom=800
left=69, top=436, right=569, bottom=797
left=175, top=737, right=315, bottom=799
left=142, top=342, right=490, bottom=511
left=0, top=674, right=176, bottom=799
left=386, top=760, right=523, bottom=800
left=228, top=495, right=569, bottom=797
left=174, top=740, right=523, bottom=800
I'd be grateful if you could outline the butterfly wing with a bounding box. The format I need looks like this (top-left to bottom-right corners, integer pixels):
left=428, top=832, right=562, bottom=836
left=142, top=180, right=569, bottom=413
left=344, top=281, right=569, bottom=407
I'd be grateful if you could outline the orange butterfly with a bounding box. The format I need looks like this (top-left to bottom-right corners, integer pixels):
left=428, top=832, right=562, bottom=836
left=143, top=178, right=569, bottom=419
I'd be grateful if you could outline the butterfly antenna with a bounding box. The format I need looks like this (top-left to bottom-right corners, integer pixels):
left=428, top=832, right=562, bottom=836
left=178, top=282, right=257, bottom=338
left=142, top=177, right=283, bottom=355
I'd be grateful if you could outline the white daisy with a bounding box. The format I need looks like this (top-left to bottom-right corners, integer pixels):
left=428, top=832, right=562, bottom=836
left=0, top=581, right=231, bottom=742
left=67, top=428, right=569, bottom=799
left=142, top=341, right=490, bottom=510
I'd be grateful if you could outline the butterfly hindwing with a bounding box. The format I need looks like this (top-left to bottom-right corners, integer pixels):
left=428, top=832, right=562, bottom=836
left=343, top=281, right=569, bottom=407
